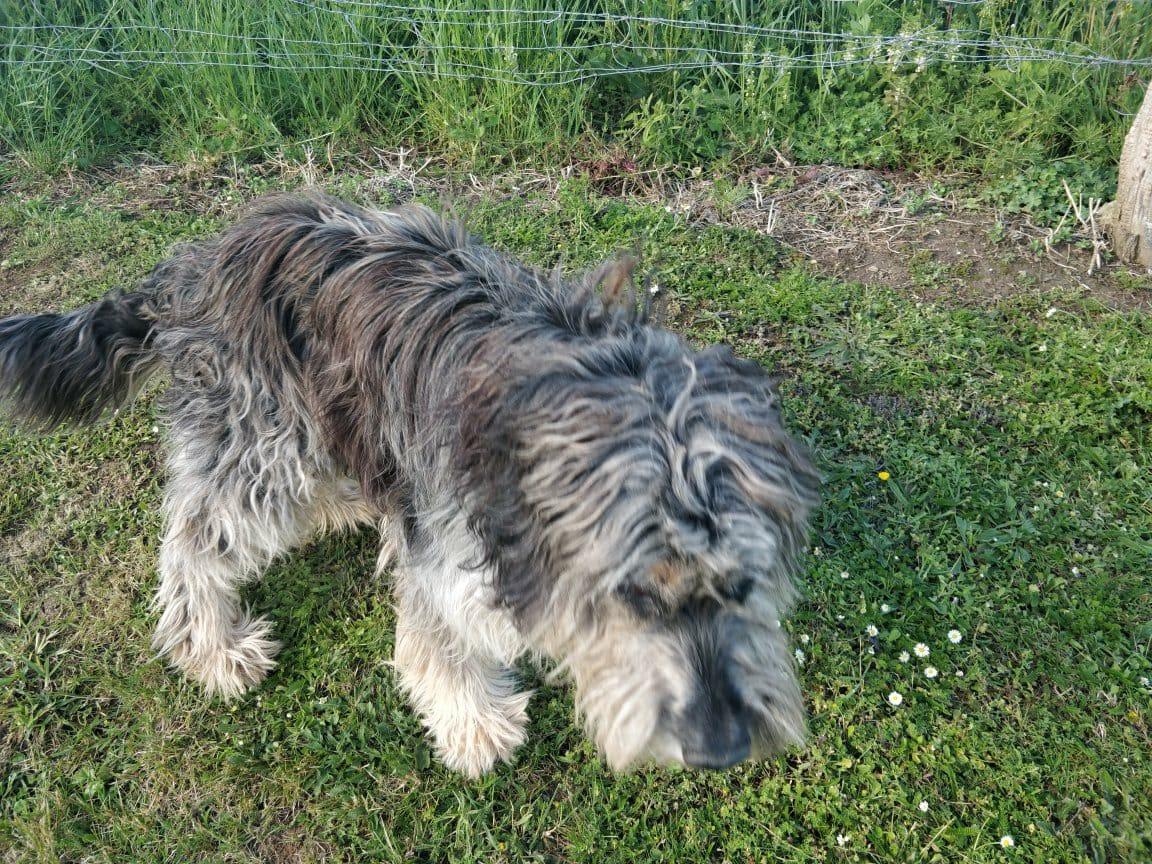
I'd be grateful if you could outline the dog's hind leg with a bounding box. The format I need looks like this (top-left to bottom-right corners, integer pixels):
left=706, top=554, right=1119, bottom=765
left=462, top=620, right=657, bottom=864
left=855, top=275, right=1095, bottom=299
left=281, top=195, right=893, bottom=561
left=149, top=419, right=327, bottom=699
left=391, top=538, right=531, bottom=777
left=150, top=466, right=293, bottom=699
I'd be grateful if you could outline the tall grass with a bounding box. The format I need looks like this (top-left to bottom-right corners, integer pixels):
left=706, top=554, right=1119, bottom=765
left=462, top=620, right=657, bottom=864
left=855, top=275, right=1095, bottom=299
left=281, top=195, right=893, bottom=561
left=1, top=0, right=1149, bottom=175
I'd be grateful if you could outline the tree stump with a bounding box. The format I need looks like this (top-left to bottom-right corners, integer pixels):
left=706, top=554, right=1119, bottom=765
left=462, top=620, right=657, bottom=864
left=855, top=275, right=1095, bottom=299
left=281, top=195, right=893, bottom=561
left=1101, top=80, right=1152, bottom=269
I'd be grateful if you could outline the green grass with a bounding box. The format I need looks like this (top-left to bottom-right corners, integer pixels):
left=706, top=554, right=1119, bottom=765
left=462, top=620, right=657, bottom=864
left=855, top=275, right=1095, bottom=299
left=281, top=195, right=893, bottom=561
left=1, top=168, right=1151, bottom=863
left=2, top=0, right=1150, bottom=193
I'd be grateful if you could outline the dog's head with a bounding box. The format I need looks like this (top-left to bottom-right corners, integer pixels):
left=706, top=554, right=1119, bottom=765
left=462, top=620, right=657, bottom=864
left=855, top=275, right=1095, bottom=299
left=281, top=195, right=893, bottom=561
left=463, top=319, right=819, bottom=771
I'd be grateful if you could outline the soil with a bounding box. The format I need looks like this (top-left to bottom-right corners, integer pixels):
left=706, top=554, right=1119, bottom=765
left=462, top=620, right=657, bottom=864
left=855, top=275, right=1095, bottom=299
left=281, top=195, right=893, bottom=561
left=646, top=163, right=1152, bottom=312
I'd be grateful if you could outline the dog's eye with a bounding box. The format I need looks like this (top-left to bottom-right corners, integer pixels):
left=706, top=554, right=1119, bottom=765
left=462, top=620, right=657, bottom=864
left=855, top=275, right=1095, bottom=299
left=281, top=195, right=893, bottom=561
left=722, top=577, right=754, bottom=604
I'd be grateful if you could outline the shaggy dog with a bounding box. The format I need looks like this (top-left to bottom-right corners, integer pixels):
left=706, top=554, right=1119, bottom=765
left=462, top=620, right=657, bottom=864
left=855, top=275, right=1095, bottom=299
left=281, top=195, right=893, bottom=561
left=0, top=193, right=818, bottom=775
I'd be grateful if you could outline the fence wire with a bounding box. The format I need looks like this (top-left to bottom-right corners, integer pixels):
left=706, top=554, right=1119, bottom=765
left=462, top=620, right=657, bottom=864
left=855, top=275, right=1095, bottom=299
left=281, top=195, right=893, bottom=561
left=3, top=1, right=1150, bottom=87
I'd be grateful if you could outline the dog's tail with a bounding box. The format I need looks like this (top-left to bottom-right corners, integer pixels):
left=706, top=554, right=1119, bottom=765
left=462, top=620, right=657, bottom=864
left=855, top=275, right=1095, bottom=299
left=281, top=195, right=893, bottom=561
left=0, top=289, right=163, bottom=428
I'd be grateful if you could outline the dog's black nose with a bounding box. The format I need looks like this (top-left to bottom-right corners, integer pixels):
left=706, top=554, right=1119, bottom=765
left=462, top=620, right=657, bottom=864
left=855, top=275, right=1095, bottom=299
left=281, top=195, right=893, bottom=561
left=684, top=732, right=750, bottom=770
left=680, top=682, right=751, bottom=770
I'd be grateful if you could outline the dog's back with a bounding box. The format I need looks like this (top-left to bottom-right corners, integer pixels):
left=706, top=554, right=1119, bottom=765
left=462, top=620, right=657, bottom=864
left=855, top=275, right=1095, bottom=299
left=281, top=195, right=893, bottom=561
left=0, top=192, right=621, bottom=438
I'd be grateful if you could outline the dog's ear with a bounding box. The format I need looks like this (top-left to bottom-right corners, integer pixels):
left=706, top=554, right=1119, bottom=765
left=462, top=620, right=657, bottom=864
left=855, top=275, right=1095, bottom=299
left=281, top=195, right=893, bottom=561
left=689, top=346, right=821, bottom=530
left=455, top=375, right=555, bottom=623
left=586, top=254, right=641, bottom=321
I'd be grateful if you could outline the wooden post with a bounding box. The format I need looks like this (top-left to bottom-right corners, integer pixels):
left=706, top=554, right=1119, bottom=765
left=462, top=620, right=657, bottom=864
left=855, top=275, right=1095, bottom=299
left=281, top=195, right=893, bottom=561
left=1101, top=80, right=1152, bottom=269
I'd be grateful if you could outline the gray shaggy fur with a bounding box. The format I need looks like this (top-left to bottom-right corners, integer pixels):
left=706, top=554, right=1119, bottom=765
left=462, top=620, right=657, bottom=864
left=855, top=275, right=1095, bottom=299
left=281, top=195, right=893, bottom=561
left=0, top=192, right=819, bottom=775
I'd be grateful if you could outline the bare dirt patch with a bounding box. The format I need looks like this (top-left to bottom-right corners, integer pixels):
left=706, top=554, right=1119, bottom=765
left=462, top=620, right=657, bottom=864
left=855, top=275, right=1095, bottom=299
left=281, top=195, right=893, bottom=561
left=620, top=163, right=1152, bottom=312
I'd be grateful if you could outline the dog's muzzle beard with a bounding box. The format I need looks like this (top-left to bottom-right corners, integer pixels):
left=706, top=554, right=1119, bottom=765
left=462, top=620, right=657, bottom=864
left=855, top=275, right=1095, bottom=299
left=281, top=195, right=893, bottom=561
left=639, top=670, right=753, bottom=772
left=545, top=603, right=794, bottom=772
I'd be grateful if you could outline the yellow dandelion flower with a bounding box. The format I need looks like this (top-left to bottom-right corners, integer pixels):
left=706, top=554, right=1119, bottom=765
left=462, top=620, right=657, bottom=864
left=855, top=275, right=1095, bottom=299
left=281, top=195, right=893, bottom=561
left=878, top=471, right=891, bottom=481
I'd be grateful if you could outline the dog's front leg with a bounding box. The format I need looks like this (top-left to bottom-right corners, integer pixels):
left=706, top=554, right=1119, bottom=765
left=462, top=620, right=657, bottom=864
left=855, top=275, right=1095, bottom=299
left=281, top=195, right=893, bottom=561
left=390, top=545, right=530, bottom=777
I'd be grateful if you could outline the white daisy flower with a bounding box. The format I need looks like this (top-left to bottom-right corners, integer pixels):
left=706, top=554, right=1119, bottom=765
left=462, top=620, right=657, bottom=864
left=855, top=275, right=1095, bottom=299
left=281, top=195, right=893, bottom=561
left=914, top=643, right=930, bottom=658
left=887, top=691, right=904, bottom=707
left=840, top=570, right=850, bottom=580
left=947, top=630, right=962, bottom=644
left=794, top=649, right=805, bottom=665
left=918, top=801, right=929, bottom=813
left=866, top=624, right=879, bottom=637
left=999, top=835, right=1015, bottom=848
left=899, top=651, right=910, bottom=663
left=799, top=634, right=810, bottom=645
left=881, top=604, right=891, bottom=613
left=955, top=670, right=965, bottom=677
left=924, top=666, right=938, bottom=679
left=836, top=833, right=850, bottom=847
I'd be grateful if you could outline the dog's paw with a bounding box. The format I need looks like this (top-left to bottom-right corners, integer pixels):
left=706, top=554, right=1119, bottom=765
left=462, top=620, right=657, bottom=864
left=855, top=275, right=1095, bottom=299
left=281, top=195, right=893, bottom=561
left=431, top=690, right=531, bottom=778
left=165, top=615, right=280, bottom=700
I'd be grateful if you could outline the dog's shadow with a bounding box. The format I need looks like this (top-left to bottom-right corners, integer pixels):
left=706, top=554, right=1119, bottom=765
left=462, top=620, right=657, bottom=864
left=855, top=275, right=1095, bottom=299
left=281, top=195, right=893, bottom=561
left=242, top=527, right=556, bottom=690
left=235, top=526, right=579, bottom=778
left=243, top=527, right=388, bottom=665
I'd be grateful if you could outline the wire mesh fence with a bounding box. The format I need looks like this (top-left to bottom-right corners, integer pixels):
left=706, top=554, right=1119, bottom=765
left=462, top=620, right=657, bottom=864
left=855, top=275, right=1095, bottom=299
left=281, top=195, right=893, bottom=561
left=3, top=1, right=1149, bottom=169
left=4, top=0, right=1151, bottom=85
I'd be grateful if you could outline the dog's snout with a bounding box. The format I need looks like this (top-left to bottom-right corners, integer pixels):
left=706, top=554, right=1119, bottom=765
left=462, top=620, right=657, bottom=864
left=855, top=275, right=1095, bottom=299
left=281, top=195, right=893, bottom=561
left=683, top=723, right=750, bottom=770
left=679, top=679, right=751, bottom=770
